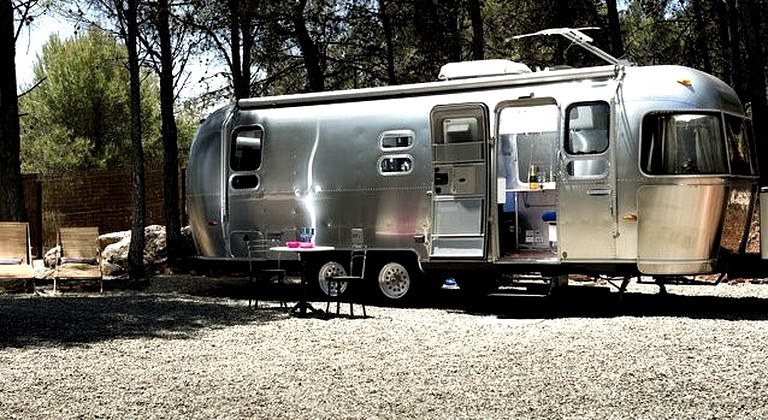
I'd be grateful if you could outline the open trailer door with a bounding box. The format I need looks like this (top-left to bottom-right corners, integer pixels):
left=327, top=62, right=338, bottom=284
left=428, top=103, right=490, bottom=258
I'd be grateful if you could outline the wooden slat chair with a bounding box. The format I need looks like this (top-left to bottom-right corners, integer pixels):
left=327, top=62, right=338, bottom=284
left=54, top=227, right=103, bottom=293
left=0, top=222, right=35, bottom=293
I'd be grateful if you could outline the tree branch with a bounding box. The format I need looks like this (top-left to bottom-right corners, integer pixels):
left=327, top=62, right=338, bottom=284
left=17, top=75, right=46, bottom=98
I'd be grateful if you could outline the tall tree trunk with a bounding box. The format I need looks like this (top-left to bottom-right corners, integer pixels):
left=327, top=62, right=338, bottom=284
left=293, top=0, right=324, bottom=92
left=742, top=0, right=768, bottom=186
left=378, top=0, right=397, bottom=84
left=158, top=0, right=182, bottom=263
left=240, top=0, right=253, bottom=97
left=126, top=0, right=146, bottom=279
left=726, top=0, right=745, bottom=100
left=550, top=1, right=570, bottom=63
left=413, top=0, right=443, bottom=77
left=0, top=0, right=27, bottom=222
left=445, top=0, right=461, bottom=62
left=692, top=0, right=712, bottom=73
left=228, top=0, right=248, bottom=99
left=606, top=0, right=623, bottom=58
left=714, top=0, right=732, bottom=86
left=468, top=0, right=484, bottom=60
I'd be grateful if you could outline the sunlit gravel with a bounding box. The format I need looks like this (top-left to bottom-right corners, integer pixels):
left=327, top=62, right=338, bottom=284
left=1, top=277, right=768, bottom=419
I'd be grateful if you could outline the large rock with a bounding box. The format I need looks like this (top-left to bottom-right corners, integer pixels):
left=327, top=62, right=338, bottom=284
left=102, top=225, right=167, bottom=277
left=43, top=246, right=59, bottom=268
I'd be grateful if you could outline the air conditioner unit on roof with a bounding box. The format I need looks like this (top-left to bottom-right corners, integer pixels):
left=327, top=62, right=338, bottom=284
left=438, top=59, right=532, bottom=80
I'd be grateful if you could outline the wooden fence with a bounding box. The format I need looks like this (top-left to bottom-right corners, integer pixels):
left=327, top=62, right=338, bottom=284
left=22, top=168, right=186, bottom=257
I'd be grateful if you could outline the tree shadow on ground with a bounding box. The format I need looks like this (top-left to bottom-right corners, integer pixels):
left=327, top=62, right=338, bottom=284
left=0, top=292, right=290, bottom=350
left=7, top=277, right=766, bottom=350
left=437, top=285, right=768, bottom=321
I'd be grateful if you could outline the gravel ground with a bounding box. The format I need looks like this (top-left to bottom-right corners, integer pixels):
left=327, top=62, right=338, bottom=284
left=1, top=276, right=768, bottom=419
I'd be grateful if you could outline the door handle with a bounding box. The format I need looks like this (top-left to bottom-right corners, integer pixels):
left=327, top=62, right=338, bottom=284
left=587, top=188, right=611, bottom=196
left=434, top=172, right=448, bottom=186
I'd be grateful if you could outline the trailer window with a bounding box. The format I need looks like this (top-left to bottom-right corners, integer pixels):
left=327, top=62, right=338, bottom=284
left=442, top=118, right=479, bottom=143
left=641, top=113, right=726, bottom=175
left=565, top=102, right=609, bottom=155
left=230, top=127, right=263, bottom=171
left=725, top=115, right=757, bottom=175
left=431, top=104, right=488, bottom=163
left=378, top=155, right=413, bottom=176
left=379, top=130, right=414, bottom=150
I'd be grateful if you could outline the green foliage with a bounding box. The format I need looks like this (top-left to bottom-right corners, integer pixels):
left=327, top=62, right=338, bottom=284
left=18, top=26, right=161, bottom=174
left=174, top=100, right=203, bottom=166
left=622, top=0, right=686, bottom=66
left=240, top=0, right=611, bottom=94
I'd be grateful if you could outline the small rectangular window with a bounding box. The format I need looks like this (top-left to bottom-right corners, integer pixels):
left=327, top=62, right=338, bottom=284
left=230, top=127, right=264, bottom=171
left=431, top=104, right=487, bottom=145
left=380, top=130, right=414, bottom=150
left=443, top=118, right=479, bottom=143
left=566, top=102, right=609, bottom=155
left=378, top=155, right=413, bottom=176
left=567, top=158, right=608, bottom=177
left=431, top=104, right=487, bottom=163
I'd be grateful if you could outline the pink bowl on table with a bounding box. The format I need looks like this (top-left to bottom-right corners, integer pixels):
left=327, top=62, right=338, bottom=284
left=286, top=241, right=301, bottom=248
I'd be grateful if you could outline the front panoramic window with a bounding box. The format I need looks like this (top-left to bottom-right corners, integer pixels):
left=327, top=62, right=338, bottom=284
left=230, top=127, right=264, bottom=171
left=724, top=115, right=757, bottom=176
left=641, top=113, right=726, bottom=175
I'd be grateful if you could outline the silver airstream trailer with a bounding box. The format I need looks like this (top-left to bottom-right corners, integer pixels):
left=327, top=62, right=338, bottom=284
left=186, top=31, right=760, bottom=301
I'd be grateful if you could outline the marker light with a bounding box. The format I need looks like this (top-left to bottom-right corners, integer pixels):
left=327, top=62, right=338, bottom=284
left=677, top=79, right=693, bottom=88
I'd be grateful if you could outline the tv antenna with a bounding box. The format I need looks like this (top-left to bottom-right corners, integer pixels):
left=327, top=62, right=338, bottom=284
left=513, top=27, right=630, bottom=66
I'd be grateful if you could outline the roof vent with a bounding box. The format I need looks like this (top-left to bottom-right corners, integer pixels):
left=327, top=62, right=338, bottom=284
left=438, top=59, right=532, bottom=80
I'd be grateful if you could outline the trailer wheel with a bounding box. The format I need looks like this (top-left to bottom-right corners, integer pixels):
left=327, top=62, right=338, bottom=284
left=316, top=261, right=348, bottom=297
left=377, top=262, right=412, bottom=300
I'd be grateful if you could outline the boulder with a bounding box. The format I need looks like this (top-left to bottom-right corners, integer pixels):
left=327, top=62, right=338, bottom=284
left=102, top=225, right=167, bottom=277
left=43, top=246, right=59, bottom=268
left=99, top=231, right=128, bottom=250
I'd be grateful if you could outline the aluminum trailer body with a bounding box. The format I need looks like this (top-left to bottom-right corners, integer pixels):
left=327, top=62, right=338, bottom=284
left=187, top=61, right=758, bottom=300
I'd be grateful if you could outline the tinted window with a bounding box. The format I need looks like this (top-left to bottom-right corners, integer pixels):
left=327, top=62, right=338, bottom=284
left=230, top=127, right=263, bottom=171
left=725, top=115, right=757, bottom=175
